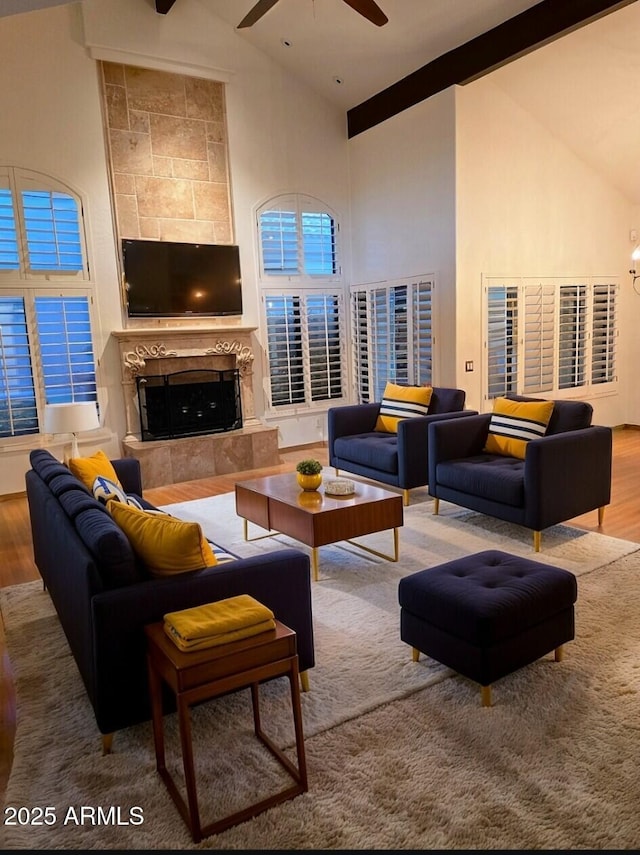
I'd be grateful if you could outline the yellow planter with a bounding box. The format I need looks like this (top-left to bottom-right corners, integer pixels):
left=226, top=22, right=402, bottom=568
left=296, top=472, right=322, bottom=491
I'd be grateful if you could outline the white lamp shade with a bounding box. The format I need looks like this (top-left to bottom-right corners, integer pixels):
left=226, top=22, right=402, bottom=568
left=43, top=402, right=100, bottom=436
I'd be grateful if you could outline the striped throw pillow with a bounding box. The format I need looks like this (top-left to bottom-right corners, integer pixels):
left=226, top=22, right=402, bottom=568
left=484, top=397, right=555, bottom=459
left=375, top=383, right=433, bottom=433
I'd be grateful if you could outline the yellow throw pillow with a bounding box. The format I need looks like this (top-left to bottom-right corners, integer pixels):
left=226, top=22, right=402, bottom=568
left=484, top=397, right=555, bottom=460
left=107, top=500, right=216, bottom=577
left=68, top=450, right=122, bottom=492
left=375, top=382, right=433, bottom=433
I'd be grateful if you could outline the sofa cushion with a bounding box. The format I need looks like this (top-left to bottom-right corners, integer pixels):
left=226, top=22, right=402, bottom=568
left=107, top=500, right=217, bottom=577
left=436, top=455, right=525, bottom=507
left=74, top=506, right=143, bottom=589
left=375, top=382, right=432, bottom=433
left=47, top=471, right=90, bottom=498
left=58, top=489, right=108, bottom=521
left=484, top=397, right=554, bottom=459
left=29, top=449, right=71, bottom=485
left=68, top=450, right=122, bottom=492
left=333, top=432, right=399, bottom=474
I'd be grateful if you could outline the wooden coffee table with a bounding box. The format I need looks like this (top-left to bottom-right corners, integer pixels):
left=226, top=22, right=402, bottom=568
left=235, top=473, right=404, bottom=581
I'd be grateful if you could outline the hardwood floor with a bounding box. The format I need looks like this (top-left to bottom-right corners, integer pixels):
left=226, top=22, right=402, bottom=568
left=1, top=430, right=639, bottom=807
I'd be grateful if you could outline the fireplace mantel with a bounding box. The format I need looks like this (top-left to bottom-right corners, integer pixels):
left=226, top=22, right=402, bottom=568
left=112, top=326, right=259, bottom=441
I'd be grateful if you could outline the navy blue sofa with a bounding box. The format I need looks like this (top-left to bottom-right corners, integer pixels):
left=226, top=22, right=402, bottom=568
left=25, top=449, right=314, bottom=749
left=427, top=396, right=613, bottom=550
left=328, top=387, right=475, bottom=504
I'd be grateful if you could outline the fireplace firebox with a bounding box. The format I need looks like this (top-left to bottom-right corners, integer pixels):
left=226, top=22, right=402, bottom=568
left=136, top=369, right=242, bottom=441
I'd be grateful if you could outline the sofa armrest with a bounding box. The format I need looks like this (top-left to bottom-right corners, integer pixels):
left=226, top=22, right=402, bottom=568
left=395, top=410, right=478, bottom=483
left=427, top=414, right=491, bottom=490
left=90, top=548, right=314, bottom=734
left=328, top=403, right=380, bottom=453
left=111, top=457, right=143, bottom=496
left=524, top=425, right=612, bottom=529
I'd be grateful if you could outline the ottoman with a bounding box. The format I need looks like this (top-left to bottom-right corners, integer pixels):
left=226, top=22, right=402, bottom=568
left=398, top=549, right=578, bottom=706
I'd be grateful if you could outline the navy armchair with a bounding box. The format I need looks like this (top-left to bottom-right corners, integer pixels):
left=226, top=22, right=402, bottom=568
left=427, top=395, right=612, bottom=550
left=328, top=387, right=474, bottom=505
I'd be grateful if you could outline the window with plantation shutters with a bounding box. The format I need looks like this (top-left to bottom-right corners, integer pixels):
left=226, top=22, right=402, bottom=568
left=257, top=193, right=345, bottom=413
left=257, top=195, right=338, bottom=280
left=0, top=167, right=87, bottom=278
left=0, top=166, right=98, bottom=442
left=350, top=277, right=434, bottom=404
left=263, top=291, right=345, bottom=409
left=484, top=276, right=618, bottom=402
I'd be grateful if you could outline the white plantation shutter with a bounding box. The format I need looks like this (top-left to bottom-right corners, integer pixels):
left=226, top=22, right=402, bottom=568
left=558, top=283, right=587, bottom=389
left=591, top=282, right=617, bottom=384
left=305, top=293, right=343, bottom=402
left=486, top=284, right=518, bottom=399
left=0, top=296, right=38, bottom=437
left=351, top=277, right=434, bottom=404
left=522, top=282, right=554, bottom=393
left=34, top=294, right=97, bottom=404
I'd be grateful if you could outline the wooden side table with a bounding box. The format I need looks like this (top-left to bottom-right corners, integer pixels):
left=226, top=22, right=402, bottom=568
left=145, top=619, right=308, bottom=843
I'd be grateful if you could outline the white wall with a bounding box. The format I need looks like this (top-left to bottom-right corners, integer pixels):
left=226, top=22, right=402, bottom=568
left=0, top=0, right=350, bottom=492
left=455, top=77, right=634, bottom=425
left=348, top=89, right=458, bottom=387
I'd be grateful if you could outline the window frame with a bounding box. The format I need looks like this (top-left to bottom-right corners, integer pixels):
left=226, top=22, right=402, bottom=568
left=256, top=193, right=341, bottom=285
left=257, top=193, right=347, bottom=417
left=483, top=275, right=619, bottom=406
left=0, top=166, right=99, bottom=447
left=350, top=276, right=435, bottom=404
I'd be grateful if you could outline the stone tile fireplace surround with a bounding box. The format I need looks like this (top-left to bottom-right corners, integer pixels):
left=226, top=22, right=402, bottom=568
left=112, top=327, right=279, bottom=488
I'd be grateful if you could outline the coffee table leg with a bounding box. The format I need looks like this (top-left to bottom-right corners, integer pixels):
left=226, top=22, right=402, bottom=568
left=344, top=527, right=400, bottom=562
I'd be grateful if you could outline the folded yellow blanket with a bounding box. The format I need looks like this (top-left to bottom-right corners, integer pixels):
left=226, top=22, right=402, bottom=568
left=163, top=594, right=276, bottom=652
left=164, top=618, right=276, bottom=652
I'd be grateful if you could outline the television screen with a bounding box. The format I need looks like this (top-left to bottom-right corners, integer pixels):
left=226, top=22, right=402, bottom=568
left=122, top=239, right=243, bottom=317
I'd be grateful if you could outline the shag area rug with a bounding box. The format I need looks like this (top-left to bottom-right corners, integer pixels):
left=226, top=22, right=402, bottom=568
left=2, top=489, right=640, bottom=849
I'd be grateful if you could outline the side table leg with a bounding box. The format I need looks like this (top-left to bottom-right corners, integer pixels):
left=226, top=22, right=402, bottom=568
left=289, top=660, right=308, bottom=790
left=177, top=695, right=202, bottom=843
left=146, top=655, right=166, bottom=772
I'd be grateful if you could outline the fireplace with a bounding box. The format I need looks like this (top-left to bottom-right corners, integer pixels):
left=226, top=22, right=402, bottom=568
left=111, top=327, right=280, bottom=487
left=137, top=369, right=242, bottom=441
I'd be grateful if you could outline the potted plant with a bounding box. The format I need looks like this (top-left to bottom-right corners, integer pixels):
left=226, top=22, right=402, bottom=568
left=295, top=458, right=323, bottom=491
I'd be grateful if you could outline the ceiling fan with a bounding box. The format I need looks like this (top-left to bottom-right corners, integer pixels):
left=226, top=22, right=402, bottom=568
left=238, top=0, right=388, bottom=29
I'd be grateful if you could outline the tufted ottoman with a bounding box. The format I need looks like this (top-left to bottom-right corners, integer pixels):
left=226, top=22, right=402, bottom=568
left=398, top=550, right=578, bottom=706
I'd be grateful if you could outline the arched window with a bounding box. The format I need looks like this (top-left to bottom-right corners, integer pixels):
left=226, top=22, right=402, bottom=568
left=257, top=194, right=346, bottom=412
left=0, top=167, right=97, bottom=440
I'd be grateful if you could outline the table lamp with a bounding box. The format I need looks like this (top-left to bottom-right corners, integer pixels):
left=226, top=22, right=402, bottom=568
left=43, top=402, right=100, bottom=458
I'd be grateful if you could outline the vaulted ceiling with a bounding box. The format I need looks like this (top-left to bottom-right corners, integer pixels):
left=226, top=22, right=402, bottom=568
left=4, top=0, right=640, bottom=201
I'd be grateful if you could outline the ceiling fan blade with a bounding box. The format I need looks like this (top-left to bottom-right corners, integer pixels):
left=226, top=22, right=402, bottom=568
left=238, top=0, right=281, bottom=29
left=341, top=0, right=388, bottom=27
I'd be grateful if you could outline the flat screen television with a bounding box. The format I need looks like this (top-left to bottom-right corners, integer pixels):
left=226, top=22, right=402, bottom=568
left=122, top=239, right=243, bottom=318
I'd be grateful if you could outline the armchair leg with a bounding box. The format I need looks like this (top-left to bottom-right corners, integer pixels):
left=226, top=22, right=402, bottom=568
left=403, top=489, right=409, bottom=506
left=598, top=506, right=606, bottom=526
left=433, top=497, right=440, bottom=515
left=102, top=733, right=114, bottom=755
left=533, top=531, right=541, bottom=552
left=334, top=467, right=339, bottom=477
left=300, top=671, right=310, bottom=692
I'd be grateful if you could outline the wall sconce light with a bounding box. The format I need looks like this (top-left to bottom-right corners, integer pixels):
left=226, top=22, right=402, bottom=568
left=630, top=245, right=640, bottom=293
left=43, top=401, right=100, bottom=458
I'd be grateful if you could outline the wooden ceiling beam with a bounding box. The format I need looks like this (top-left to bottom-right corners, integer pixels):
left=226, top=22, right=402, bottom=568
left=347, top=0, right=638, bottom=138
